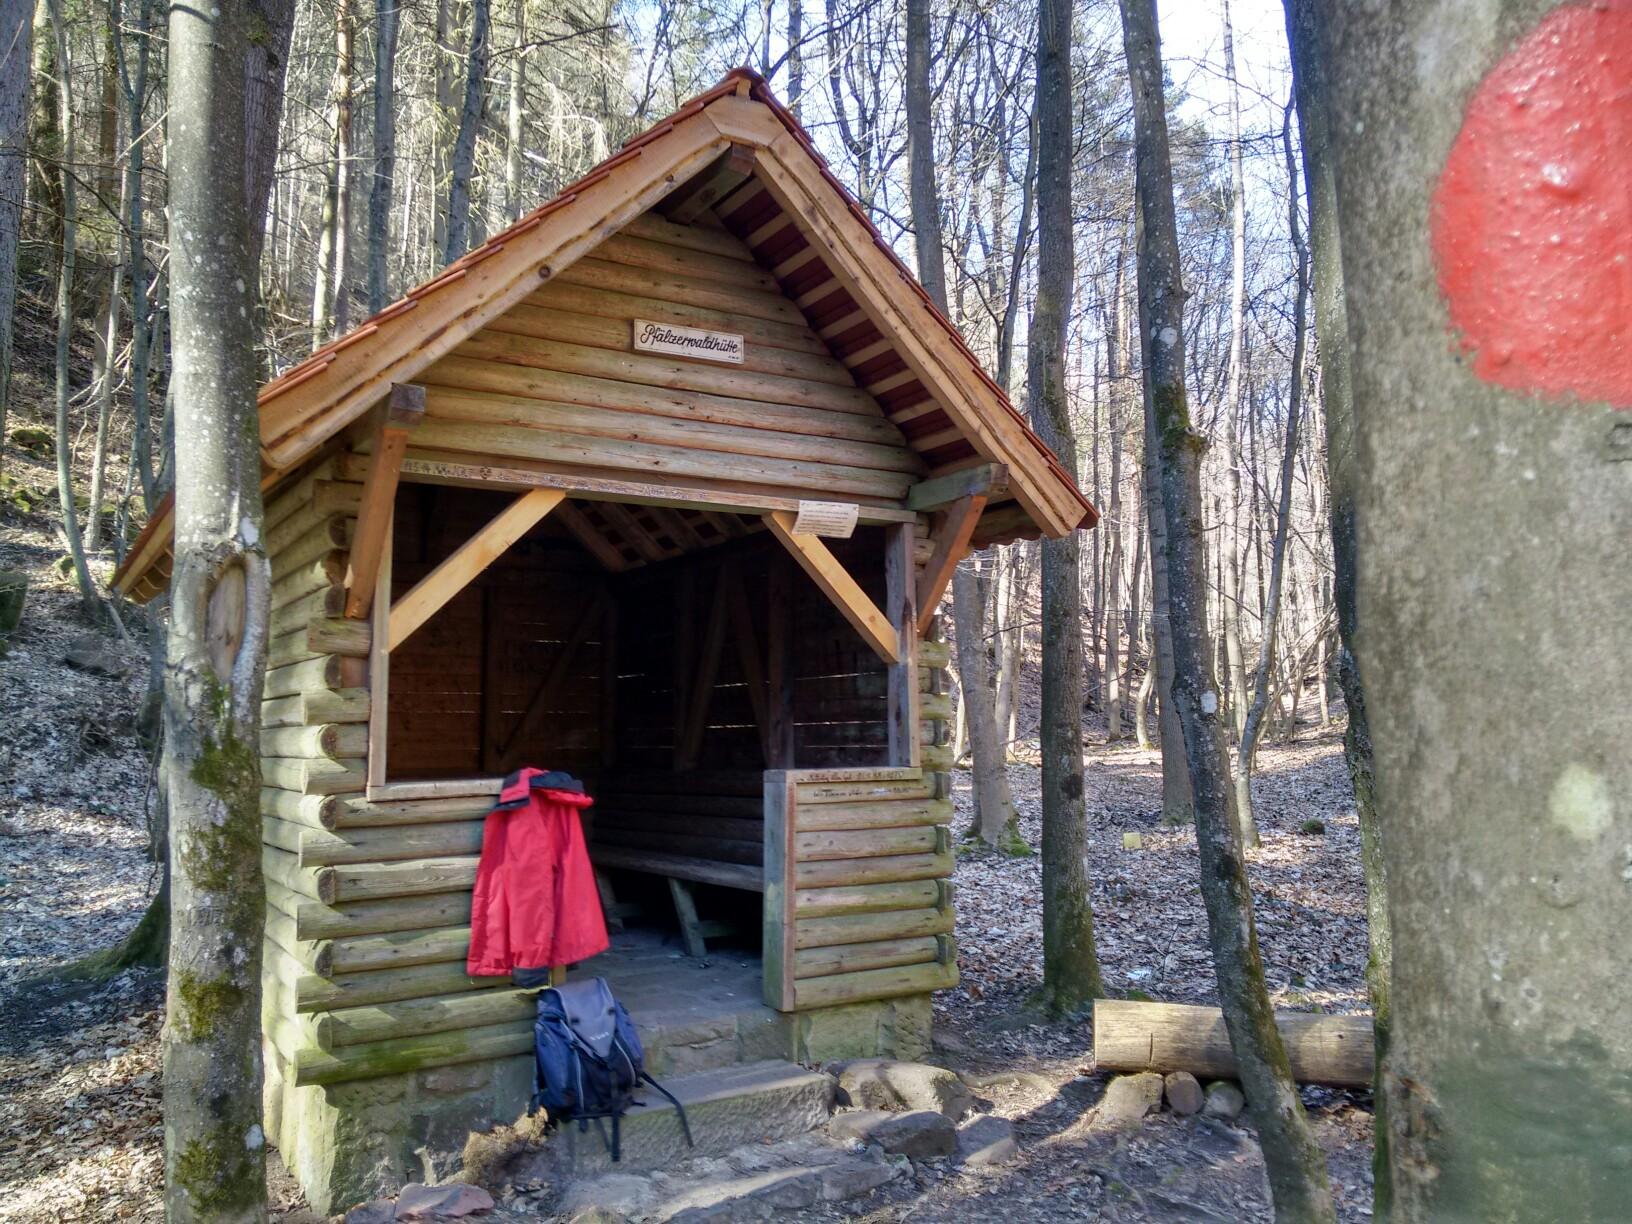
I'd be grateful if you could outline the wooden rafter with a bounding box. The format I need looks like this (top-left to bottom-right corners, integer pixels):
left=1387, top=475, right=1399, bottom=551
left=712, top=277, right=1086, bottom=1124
left=344, top=385, right=425, bottom=619
left=387, top=488, right=564, bottom=651
left=597, top=501, right=670, bottom=563
left=914, top=494, right=987, bottom=634
left=762, top=510, right=899, bottom=664
left=554, top=499, right=634, bottom=571
left=661, top=144, right=757, bottom=224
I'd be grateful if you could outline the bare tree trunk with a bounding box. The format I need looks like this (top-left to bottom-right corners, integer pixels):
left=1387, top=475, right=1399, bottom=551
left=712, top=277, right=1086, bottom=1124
left=1219, top=0, right=1253, bottom=778
left=46, top=0, right=96, bottom=614
left=86, top=264, right=122, bottom=550
left=242, top=0, right=295, bottom=272
left=1232, top=110, right=1310, bottom=838
left=1144, top=352, right=1193, bottom=822
left=0, top=0, right=27, bottom=478
left=162, top=0, right=273, bottom=1212
left=312, top=0, right=355, bottom=344
left=1103, top=261, right=1127, bottom=741
left=29, top=3, right=62, bottom=286
left=905, top=0, right=1017, bottom=849
left=1119, top=0, right=1334, bottom=1215
left=786, top=0, right=803, bottom=116
left=504, top=0, right=525, bottom=221
left=1283, top=0, right=1390, bottom=1203
left=367, top=0, right=400, bottom=313
left=1033, top=0, right=1101, bottom=1014
left=443, top=0, right=491, bottom=265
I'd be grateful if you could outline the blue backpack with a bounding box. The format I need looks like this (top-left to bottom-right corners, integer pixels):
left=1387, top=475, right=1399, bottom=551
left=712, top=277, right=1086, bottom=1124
left=529, top=976, right=691, bottom=1161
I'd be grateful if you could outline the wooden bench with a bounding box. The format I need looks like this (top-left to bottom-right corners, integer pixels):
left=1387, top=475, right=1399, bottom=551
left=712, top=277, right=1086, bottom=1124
left=591, top=772, right=765, bottom=956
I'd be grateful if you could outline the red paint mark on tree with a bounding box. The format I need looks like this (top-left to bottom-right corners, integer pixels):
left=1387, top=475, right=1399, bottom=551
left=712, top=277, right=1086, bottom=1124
left=1431, top=0, right=1632, bottom=410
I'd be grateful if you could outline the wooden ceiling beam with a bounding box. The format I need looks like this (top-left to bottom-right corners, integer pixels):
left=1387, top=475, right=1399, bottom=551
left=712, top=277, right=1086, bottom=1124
left=387, top=488, right=564, bottom=651
left=554, top=499, right=635, bottom=571
left=763, top=510, right=899, bottom=665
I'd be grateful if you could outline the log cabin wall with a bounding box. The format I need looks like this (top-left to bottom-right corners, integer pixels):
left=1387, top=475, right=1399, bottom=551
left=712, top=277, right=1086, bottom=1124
left=409, top=212, right=926, bottom=508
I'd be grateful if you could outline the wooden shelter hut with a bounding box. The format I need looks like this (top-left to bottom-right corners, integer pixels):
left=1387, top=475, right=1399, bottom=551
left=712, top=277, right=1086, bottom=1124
left=113, top=70, right=1096, bottom=1210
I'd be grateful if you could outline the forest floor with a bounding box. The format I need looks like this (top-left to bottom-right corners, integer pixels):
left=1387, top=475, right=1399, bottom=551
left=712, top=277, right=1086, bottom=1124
left=0, top=324, right=1375, bottom=1217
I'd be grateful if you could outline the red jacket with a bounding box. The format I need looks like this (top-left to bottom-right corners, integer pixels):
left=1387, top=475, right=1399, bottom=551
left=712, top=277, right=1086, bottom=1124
left=467, top=768, right=609, bottom=976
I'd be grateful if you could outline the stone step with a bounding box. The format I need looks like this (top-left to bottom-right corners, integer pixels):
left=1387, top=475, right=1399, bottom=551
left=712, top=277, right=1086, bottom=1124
left=635, top=1004, right=794, bottom=1078
left=533, top=1060, right=835, bottom=1178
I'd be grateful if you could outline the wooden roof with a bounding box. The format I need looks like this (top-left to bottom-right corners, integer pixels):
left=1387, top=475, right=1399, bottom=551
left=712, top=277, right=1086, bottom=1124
left=113, top=70, right=1095, bottom=601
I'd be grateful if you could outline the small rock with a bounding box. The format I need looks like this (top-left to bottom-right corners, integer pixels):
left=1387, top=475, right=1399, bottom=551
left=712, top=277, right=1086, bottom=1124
left=1203, top=1081, right=1246, bottom=1121
left=1095, top=1072, right=1164, bottom=1129
left=394, top=1181, right=496, bottom=1219
left=956, top=1115, right=1019, bottom=1167
left=342, top=1201, right=396, bottom=1224
left=64, top=635, right=128, bottom=678
left=567, top=1209, right=628, bottom=1224
left=829, top=1109, right=957, bottom=1160
left=1163, top=1071, right=1204, bottom=1115
left=558, top=1173, right=656, bottom=1218
left=834, top=1059, right=975, bottom=1120
left=819, top=1153, right=904, bottom=1201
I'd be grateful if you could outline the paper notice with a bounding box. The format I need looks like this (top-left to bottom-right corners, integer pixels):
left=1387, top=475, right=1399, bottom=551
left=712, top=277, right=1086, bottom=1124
left=790, top=500, right=860, bottom=538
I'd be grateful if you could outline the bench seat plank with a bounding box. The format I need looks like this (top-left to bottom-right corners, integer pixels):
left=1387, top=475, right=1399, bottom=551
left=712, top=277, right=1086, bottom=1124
left=592, top=846, right=765, bottom=893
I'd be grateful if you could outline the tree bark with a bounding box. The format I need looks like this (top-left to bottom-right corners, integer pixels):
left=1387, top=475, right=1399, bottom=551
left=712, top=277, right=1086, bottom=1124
left=312, top=0, right=355, bottom=345
left=1283, top=0, right=1390, bottom=1203
left=443, top=0, right=491, bottom=265
left=504, top=0, right=525, bottom=222
left=0, top=0, right=32, bottom=479
left=1233, top=110, right=1310, bottom=841
left=1032, top=0, right=1101, bottom=1014
left=905, top=0, right=1017, bottom=849
left=367, top=0, right=400, bottom=313
left=162, top=0, right=274, bottom=1212
left=46, top=0, right=96, bottom=614
left=1323, top=1, right=1631, bottom=1215
left=242, top=0, right=295, bottom=272
left=1119, top=0, right=1333, bottom=1215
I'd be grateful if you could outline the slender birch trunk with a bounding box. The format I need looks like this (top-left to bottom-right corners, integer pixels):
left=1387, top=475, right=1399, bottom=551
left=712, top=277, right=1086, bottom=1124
left=1120, top=0, right=1333, bottom=1214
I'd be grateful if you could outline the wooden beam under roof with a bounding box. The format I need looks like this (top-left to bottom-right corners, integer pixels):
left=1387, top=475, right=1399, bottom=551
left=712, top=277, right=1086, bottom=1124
left=554, top=499, right=635, bottom=571
left=763, top=510, right=899, bottom=665
left=915, top=494, right=987, bottom=634
left=387, top=488, right=564, bottom=651
left=344, top=384, right=425, bottom=619
left=660, top=144, right=757, bottom=224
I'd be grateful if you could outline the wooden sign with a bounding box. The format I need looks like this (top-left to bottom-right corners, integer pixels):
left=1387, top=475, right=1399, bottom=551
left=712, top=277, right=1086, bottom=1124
left=632, top=319, right=744, bottom=364
left=790, top=500, right=859, bottom=538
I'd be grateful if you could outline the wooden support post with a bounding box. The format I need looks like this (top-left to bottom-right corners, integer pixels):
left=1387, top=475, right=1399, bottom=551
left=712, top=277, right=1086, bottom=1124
left=344, top=385, right=424, bottom=619
left=669, top=878, right=707, bottom=958
left=366, top=522, right=392, bottom=790
left=885, top=523, right=922, bottom=769
left=762, top=772, right=798, bottom=1010
left=763, top=510, right=899, bottom=664
left=914, top=494, right=987, bottom=634
left=387, top=488, right=564, bottom=651
left=660, top=144, right=756, bottom=224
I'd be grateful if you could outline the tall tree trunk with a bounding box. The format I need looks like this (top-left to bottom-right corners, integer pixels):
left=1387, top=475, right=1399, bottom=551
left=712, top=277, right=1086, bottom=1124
left=786, top=0, right=803, bottom=117
left=312, top=0, right=355, bottom=345
left=1103, top=265, right=1128, bottom=741
left=1033, top=0, right=1101, bottom=1014
left=1218, top=0, right=1256, bottom=851
left=0, top=0, right=32, bottom=478
left=443, top=0, right=491, bottom=265
left=905, top=0, right=1017, bottom=849
left=504, top=0, right=524, bottom=221
left=1119, top=0, right=1334, bottom=1215
left=1144, top=377, right=1193, bottom=822
left=1324, top=1, right=1630, bottom=1215
left=162, top=0, right=273, bottom=1211
left=242, top=0, right=295, bottom=272
left=1283, top=0, right=1390, bottom=1203
left=47, top=0, right=96, bottom=614
left=1232, top=110, right=1310, bottom=838
left=28, top=2, right=62, bottom=285
left=367, top=0, right=400, bottom=312
left=113, top=0, right=156, bottom=511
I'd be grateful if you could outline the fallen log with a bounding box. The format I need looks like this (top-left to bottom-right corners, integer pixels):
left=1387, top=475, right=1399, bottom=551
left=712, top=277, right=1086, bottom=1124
left=1092, top=999, right=1374, bottom=1089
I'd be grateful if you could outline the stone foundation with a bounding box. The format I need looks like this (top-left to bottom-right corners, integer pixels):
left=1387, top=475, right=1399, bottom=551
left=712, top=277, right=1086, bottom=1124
left=267, top=993, right=934, bottom=1214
